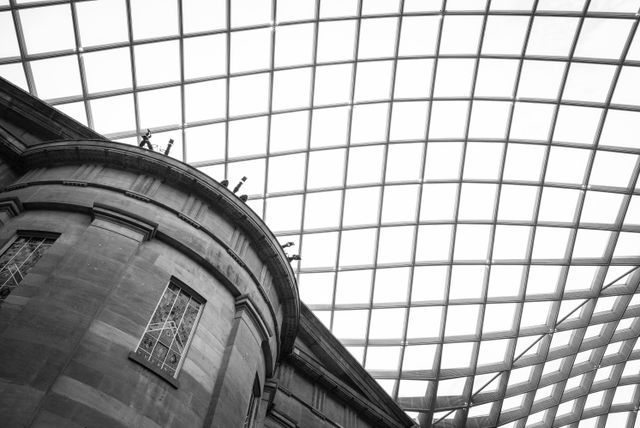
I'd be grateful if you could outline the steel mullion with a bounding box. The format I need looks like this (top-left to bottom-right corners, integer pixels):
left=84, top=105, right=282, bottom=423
left=571, top=16, right=640, bottom=425
left=8, top=0, right=36, bottom=95
left=34, top=72, right=640, bottom=117
left=223, top=0, right=231, bottom=181
left=491, top=2, right=590, bottom=424
left=123, top=0, right=141, bottom=140
left=394, top=2, right=446, bottom=412
left=295, top=0, right=322, bottom=288
left=326, top=0, right=364, bottom=335
left=68, top=0, right=93, bottom=130
left=547, top=18, right=640, bottom=424
left=453, top=1, right=502, bottom=425
left=177, top=0, right=186, bottom=162
left=428, top=0, right=494, bottom=423
left=357, top=1, right=406, bottom=387
left=464, top=0, right=543, bottom=423
left=258, top=0, right=277, bottom=222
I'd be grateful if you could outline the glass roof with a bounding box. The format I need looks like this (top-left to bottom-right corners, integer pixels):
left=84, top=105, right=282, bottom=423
left=2, top=0, right=640, bottom=426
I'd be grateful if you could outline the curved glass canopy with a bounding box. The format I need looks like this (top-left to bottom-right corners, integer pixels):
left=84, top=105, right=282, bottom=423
left=2, top=0, right=640, bottom=426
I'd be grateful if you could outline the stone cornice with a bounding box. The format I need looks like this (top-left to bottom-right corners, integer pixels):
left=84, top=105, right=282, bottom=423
left=287, top=349, right=415, bottom=428
left=297, top=304, right=415, bottom=426
left=12, top=140, right=299, bottom=357
left=0, top=77, right=103, bottom=143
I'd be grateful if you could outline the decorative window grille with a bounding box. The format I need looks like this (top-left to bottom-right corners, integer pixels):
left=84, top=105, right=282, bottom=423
left=135, top=280, right=203, bottom=377
left=0, top=235, right=56, bottom=302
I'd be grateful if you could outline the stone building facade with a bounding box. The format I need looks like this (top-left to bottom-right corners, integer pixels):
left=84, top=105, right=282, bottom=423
left=0, top=77, right=414, bottom=428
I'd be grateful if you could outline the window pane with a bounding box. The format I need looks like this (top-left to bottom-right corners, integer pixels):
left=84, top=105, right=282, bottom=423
left=136, top=281, right=202, bottom=377
left=0, top=236, right=56, bottom=302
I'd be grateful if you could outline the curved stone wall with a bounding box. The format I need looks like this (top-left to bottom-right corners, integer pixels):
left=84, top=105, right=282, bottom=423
left=0, top=140, right=298, bottom=427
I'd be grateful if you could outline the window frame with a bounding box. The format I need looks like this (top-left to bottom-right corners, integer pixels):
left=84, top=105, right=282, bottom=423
left=0, top=230, right=58, bottom=303
left=129, top=276, right=205, bottom=388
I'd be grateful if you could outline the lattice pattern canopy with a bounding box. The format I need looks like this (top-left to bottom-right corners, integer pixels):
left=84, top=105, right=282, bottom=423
left=2, top=0, right=640, bottom=426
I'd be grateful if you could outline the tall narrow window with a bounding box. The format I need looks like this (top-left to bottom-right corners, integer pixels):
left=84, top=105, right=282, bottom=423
left=244, top=377, right=261, bottom=428
left=0, top=235, right=56, bottom=302
left=134, top=279, right=203, bottom=378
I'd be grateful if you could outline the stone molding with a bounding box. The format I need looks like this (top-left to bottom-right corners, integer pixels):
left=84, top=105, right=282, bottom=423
left=91, top=202, right=158, bottom=242
left=235, top=294, right=273, bottom=343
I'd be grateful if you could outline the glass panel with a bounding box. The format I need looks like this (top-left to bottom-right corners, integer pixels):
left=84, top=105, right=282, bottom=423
left=90, top=94, right=136, bottom=135
left=574, top=18, right=633, bottom=60
left=317, top=20, right=357, bottom=62
left=182, top=0, right=225, bottom=33
left=272, top=68, right=312, bottom=111
left=314, top=64, right=353, bottom=106
left=231, top=0, right=271, bottom=27
left=304, top=190, right=342, bottom=230
left=395, top=59, right=433, bottom=99
left=563, top=63, right=615, bottom=103
left=335, top=270, right=372, bottom=305
left=351, top=103, right=389, bottom=144
left=76, top=0, right=128, bottom=47
left=381, top=184, right=418, bottom=224
left=20, top=5, right=75, bottom=54
left=449, top=265, right=485, bottom=301
left=307, top=149, right=345, bottom=190
left=439, top=15, right=483, bottom=55
left=185, top=80, right=226, bottom=123
left=518, top=60, right=565, bottom=100
left=377, top=226, right=414, bottom=264
left=407, top=307, right=443, bottom=339
left=339, top=228, right=377, bottom=267
left=138, top=87, right=181, bottom=130
left=458, top=183, right=497, bottom=221
left=475, top=59, right=518, bottom=97
left=369, top=309, right=406, bottom=340
left=589, top=151, right=637, bottom=188
left=270, top=111, right=309, bottom=153
left=385, top=143, right=424, bottom=182
left=0, top=12, right=19, bottom=59
left=526, top=17, right=579, bottom=57
left=482, top=16, right=529, bottom=55
left=453, top=225, right=492, bottom=261
left=544, top=147, right=588, bottom=185
left=553, top=105, right=602, bottom=145
left=185, top=124, right=225, bottom=163
left=230, top=28, right=271, bottom=74
left=373, top=267, right=409, bottom=304
left=389, top=102, right=428, bottom=141
left=399, top=16, right=439, bottom=56
left=134, top=41, right=180, bottom=87
left=343, top=187, right=381, bottom=227
left=468, top=101, right=510, bottom=139
left=600, top=109, right=640, bottom=149
left=184, top=35, right=227, bottom=79
left=131, top=0, right=178, bottom=40
left=229, top=73, right=270, bottom=116
left=358, top=17, right=398, bottom=59
left=267, top=153, right=305, bottom=193
left=434, top=59, right=475, bottom=98
left=31, top=56, right=81, bottom=100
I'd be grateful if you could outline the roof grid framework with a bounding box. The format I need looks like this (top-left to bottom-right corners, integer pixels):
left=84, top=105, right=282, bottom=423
left=2, top=0, right=640, bottom=426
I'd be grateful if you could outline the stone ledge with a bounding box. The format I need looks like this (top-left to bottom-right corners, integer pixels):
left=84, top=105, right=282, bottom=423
left=128, top=351, right=179, bottom=389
